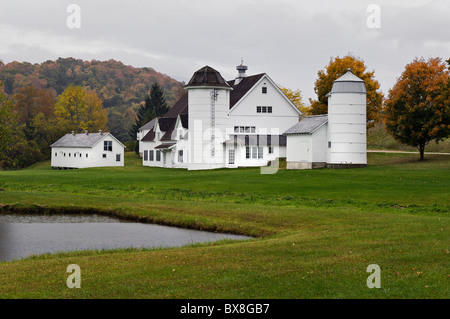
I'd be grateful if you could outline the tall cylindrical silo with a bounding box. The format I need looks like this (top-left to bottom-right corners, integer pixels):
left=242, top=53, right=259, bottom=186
left=326, top=69, right=367, bottom=168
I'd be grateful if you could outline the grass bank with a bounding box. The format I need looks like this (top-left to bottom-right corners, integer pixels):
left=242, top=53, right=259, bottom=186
left=0, top=152, right=448, bottom=298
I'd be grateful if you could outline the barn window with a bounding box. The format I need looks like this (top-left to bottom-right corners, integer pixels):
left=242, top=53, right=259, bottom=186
left=86, top=154, right=88, bottom=158
left=178, top=150, right=183, bottom=163
left=116, top=154, right=121, bottom=162
left=102, top=154, right=107, bottom=158
left=246, top=147, right=250, bottom=159
left=79, top=153, right=82, bottom=158
left=144, top=150, right=148, bottom=161
left=262, top=87, right=267, bottom=94
left=269, top=146, right=274, bottom=154
left=328, top=141, right=331, bottom=148
left=156, top=150, right=161, bottom=161
left=268, top=106, right=272, bottom=113
left=69, top=153, right=71, bottom=157
left=150, top=150, right=154, bottom=161
left=55, top=153, right=57, bottom=157
left=104, top=141, right=112, bottom=151
left=257, top=106, right=262, bottom=113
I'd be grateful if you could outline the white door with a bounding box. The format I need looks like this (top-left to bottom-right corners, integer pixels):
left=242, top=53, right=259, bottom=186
left=298, top=142, right=309, bottom=162
left=228, top=149, right=235, bottom=165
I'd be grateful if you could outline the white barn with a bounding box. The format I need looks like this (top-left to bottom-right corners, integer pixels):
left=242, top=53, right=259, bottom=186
left=51, top=130, right=125, bottom=169
left=285, top=69, right=368, bottom=169
left=139, top=64, right=301, bottom=170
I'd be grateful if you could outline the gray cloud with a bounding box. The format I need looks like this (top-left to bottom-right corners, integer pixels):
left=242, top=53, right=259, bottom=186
left=1, top=0, right=449, bottom=102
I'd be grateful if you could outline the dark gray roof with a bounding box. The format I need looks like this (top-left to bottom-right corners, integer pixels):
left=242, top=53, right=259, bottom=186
left=51, top=132, right=121, bottom=148
left=283, top=115, right=328, bottom=135
left=185, top=66, right=231, bottom=89
left=139, top=118, right=157, bottom=131
left=155, top=143, right=176, bottom=149
left=327, top=69, right=367, bottom=95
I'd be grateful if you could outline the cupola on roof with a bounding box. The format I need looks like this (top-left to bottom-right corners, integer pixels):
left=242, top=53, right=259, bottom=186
left=185, top=65, right=231, bottom=89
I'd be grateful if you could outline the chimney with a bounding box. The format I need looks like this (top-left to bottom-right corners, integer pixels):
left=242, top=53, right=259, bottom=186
left=235, top=59, right=248, bottom=85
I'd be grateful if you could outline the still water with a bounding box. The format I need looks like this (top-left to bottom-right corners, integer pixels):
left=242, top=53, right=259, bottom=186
left=0, top=214, right=249, bottom=262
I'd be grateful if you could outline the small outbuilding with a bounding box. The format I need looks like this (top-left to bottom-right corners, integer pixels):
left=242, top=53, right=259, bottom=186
left=284, top=69, right=367, bottom=169
left=51, top=130, right=125, bottom=169
left=284, top=115, right=328, bottom=169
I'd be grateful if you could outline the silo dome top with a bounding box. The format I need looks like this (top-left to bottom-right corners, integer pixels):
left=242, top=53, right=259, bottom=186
left=185, top=65, right=231, bottom=89
left=327, top=69, right=367, bottom=95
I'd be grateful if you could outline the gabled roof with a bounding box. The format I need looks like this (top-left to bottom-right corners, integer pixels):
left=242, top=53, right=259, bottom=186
left=160, top=118, right=177, bottom=141
left=138, top=118, right=157, bottom=131
left=141, top=128, right=155, bottom=142
left=283, top=115, right=328, bottom=135
left=163, top=92, right=188, bottom=118
left=228, top=73, right=265, bottom=108
left=51, top=132, right=125, bottom=148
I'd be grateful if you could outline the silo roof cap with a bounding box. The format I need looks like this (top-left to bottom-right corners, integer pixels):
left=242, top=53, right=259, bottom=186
left=327, top=69, right=367, bottom=95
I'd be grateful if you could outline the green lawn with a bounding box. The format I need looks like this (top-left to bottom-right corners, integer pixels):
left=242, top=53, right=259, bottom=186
left=0, top=152, right=448, bottom=298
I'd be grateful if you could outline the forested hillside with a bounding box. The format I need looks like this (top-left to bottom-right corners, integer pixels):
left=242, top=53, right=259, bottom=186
left=0, top=58, right=185, bottom=142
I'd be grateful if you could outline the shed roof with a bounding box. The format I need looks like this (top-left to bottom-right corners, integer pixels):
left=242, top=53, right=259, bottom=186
left=283, top=115, right=328, bottom=135
left=51, top=132, right=124, bottom=148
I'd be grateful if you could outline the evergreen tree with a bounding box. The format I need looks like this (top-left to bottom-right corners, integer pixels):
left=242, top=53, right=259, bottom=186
left=129, top=82, right=169, bottom=144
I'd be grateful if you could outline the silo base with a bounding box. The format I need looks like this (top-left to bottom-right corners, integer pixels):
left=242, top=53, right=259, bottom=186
left=326, top=163, right=367, bottom=169
left=287, top=162, right=327, bottom=170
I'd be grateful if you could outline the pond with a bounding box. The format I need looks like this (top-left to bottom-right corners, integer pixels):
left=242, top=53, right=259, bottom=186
left=0, top=214, right=249, bottom=262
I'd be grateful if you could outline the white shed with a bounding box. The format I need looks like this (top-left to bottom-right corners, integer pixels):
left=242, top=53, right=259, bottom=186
left=51, top=130, right=125, bottom=169
left=284, top=115, right=328, bottom=169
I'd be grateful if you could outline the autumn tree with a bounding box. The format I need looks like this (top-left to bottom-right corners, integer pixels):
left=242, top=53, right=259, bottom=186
left=309, top=55, right=384, bottom=128
left=384, top=57, right=450, bottom=160
left=54, top=84, right=107, bottom=133
left=0, top=81, right=34, bottom=168
left=279, top=87, right=310, bottom=115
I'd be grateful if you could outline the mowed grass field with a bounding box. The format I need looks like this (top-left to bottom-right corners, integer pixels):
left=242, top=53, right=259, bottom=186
left=0, top=152, right=448, bottom=298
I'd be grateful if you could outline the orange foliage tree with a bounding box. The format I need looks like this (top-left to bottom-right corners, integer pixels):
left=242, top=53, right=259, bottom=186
left=384, top=57, right=450, bottom=160
left=309, top=55, right=384, bottom=128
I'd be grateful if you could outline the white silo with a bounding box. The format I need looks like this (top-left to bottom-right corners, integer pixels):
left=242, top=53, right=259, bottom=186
left=326, top=69, right=367, bottom=168
left=184, top=66, right=232, bottom=170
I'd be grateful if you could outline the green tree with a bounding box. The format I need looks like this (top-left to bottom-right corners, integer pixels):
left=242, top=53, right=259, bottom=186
left=309, top=55, right=384, bottom=128
left=0, top=81, right=32, bottom=168
left=54, top=84, right=107, bottom=133
left=130, top=82, right=169, bottom=146
left=384, top=57, right=450, bottom=160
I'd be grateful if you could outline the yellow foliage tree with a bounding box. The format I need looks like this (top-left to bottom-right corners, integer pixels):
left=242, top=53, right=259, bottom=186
left=309, top=55, right=384, bottom=128
left=279, top=87, right=310, bottom=115
left=55, top=85, right=107, bottom=133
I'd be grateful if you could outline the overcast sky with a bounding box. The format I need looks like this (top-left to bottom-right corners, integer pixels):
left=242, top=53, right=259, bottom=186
left=1, top=0, right=449, bottom=103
